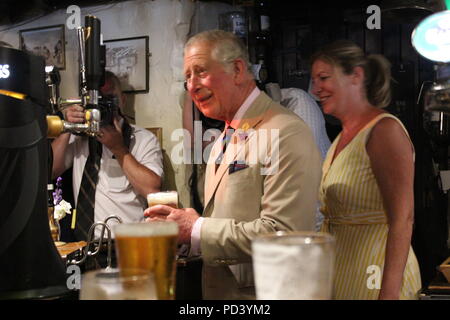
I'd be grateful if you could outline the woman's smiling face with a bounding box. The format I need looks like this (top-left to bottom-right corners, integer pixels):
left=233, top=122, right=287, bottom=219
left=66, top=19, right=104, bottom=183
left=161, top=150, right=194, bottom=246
left=311, top=59, right=354, bottom=117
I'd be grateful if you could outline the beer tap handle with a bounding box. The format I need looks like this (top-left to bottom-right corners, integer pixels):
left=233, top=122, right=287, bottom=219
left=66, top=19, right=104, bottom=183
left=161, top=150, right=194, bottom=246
left=85, top=15, right=104, bottom=108
left=77, top=27, right=88, bottom=106
left=46, top=107, right=101, bottom=138
left=102, top=215, right=123, bottom=270
left=104, top=215, right=123, bottom=224
left=46, top=15, right=104, bottom=139
left=94, top=222, right=113, bottom=270
left=68, top=222, right=111, bottom=267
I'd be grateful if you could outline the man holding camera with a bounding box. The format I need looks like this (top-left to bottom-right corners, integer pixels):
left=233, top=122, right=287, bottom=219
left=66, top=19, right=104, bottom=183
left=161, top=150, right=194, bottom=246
left=52, top=71, right=163, bottom=241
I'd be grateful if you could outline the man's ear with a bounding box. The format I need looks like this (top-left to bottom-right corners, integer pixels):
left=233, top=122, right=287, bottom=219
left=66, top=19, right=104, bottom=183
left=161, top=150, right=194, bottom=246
left=233, top=58, right=247, bottom=84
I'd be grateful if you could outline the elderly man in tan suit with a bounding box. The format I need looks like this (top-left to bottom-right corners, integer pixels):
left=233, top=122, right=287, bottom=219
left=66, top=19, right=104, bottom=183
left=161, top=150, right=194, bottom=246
left=145, top=30, right=322, bottom=299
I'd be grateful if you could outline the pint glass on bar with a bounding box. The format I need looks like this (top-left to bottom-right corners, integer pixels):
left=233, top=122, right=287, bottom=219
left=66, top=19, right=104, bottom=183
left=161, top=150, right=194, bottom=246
left=114, top=222, right=179, bottom=300
left=147, top=191, right=178, bottom=208
left=252, top=231, right=335, bottom=300
left=80, top=268, right=157, bottom=300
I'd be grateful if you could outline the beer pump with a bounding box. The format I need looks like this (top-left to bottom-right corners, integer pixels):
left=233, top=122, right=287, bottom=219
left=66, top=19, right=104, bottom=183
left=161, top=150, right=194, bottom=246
left=46, top=15, right=104, bottom=138
left=0, top=15, right=106, bottom=298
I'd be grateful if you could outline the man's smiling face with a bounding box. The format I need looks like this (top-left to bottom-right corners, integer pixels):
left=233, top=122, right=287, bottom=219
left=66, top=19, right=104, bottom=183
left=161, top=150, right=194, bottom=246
left=184, top=42, right=237, bottom=121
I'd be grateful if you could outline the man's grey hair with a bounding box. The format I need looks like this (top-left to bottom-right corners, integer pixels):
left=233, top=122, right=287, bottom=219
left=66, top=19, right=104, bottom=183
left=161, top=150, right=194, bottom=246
left=185, top=30, right=253, bottom=76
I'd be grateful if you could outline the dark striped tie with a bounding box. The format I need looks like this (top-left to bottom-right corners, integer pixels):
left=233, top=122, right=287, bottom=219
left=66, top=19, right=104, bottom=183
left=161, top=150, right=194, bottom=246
left=74, top=137, right=102, bottom=241
left=215, top=126, right=234, bottom=171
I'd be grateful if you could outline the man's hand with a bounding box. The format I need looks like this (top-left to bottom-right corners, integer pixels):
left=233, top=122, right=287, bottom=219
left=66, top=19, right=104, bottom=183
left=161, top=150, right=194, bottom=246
left=63, top=104, right=85, bottom=123
left=97, top=118, right=129, bottom=156
left=144, top=205, right=200, bottom=244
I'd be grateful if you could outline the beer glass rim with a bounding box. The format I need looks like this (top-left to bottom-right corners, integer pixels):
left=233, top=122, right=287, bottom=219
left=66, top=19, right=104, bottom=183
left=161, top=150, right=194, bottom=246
left=83, top=268, right=155, bottom=284
left=146, top=191, right=178, bottom=206
left=147, top=190, right=178, bottom=198
left=114, top=221, right=179, bottom=237
left=147, top=191, right=178, bottom=194
left=253, top=231, right=335, bottom=245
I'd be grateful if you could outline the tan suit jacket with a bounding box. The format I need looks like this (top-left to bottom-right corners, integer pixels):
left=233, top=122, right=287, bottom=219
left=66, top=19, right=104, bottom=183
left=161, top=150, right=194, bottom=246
left=200, top=92, right=322, bottom=299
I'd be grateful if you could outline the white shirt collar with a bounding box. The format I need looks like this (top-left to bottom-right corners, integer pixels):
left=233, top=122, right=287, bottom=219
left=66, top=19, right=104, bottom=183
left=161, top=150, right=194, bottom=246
left=227, top=87, right=260, bottom=130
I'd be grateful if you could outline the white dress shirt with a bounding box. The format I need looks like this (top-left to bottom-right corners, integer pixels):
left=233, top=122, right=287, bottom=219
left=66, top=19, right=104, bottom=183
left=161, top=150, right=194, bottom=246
left=280, top=88, right=331, bottom=159
left=65, top=124, right=163, bottom=237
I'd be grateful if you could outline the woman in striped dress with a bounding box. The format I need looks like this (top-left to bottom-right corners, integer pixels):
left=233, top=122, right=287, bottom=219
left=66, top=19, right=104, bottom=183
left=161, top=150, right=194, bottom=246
left=310, top=40, right=421, bottom=299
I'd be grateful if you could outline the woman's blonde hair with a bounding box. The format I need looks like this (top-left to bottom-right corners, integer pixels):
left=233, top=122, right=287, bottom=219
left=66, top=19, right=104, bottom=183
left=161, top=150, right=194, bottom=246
left=311, top=40, right=391, bottom=108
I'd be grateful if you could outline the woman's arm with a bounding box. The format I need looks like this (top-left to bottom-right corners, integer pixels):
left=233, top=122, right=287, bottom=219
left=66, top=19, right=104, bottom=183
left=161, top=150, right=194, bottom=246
left=366, top=117, right=415, bottom=300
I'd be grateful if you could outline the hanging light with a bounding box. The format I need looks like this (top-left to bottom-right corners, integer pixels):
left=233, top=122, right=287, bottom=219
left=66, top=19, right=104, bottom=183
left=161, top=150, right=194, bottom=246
left=412, top=9, right=450, bottom=63
left=412, top=2, right=450, bottom=112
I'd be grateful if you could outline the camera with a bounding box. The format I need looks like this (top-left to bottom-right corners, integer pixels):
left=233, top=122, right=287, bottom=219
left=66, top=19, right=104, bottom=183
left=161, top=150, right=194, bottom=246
left=97, top=95, right=120, bottom=127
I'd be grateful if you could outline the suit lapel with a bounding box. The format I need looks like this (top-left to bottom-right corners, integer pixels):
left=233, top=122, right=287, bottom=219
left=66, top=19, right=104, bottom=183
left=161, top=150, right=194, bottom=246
left=203, top=92, right=272, bottom=212
left=204, top=130, right=224, bottom=208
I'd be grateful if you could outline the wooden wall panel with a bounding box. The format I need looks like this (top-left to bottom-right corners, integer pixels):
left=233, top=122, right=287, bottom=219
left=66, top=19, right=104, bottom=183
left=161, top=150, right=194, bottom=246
left=365, top=28, right=382, bottom=54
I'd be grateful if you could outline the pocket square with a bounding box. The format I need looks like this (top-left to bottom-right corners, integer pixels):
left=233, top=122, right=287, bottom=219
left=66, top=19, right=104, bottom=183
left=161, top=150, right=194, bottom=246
left=229, top=161, right=249, bottom=174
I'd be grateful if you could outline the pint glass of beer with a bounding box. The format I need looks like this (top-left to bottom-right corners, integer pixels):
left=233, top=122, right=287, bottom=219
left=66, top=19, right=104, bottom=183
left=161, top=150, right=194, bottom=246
left=80, top=268, right=157, bottom=300
left=147, top=191, right=178, bottom=208
left=114, top=222, right=179, bottom=300
left=252, top=231, right=335, bottom=300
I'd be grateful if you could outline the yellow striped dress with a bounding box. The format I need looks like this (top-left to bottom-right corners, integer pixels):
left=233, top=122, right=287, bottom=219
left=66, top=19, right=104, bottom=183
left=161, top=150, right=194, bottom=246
left=319, top=113, right=422, bottom=299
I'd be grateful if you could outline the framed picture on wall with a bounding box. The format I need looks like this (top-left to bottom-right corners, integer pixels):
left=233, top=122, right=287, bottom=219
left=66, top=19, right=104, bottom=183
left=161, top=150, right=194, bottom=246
left=104, top=36, right=149, bottom=93
left=19, top=24, right=65, bottom=70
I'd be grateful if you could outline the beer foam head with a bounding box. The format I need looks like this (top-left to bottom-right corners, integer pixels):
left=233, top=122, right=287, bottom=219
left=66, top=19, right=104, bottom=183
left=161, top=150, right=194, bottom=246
left=114, top=222, right=179, bottom=237
left=147, top=191, right=178, bottom=206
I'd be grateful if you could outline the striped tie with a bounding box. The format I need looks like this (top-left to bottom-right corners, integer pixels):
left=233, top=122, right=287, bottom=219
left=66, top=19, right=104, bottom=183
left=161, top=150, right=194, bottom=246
left=74, top=137, right=102, bottom=240
left=215, top=126, right=234, bottom=171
